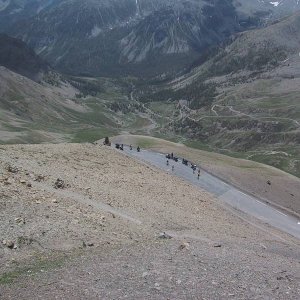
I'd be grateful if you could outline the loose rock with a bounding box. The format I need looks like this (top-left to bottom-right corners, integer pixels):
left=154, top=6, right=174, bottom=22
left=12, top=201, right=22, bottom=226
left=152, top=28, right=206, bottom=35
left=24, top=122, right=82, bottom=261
left=178, top=242, right=190, bottom=250
left=6, top=240, right=14, bottom=249
left=158, top=232, right=172, bottom=239
left=7, top=165, right=18, bottom=173
left=54, top=178, right=65, bottom=189
left=15, top=217, right=25, bottom=224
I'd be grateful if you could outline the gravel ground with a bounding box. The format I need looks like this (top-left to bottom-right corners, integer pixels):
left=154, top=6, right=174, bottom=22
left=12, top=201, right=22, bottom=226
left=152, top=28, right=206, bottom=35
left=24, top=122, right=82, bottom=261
left=0, top=143, right=299, bottom=299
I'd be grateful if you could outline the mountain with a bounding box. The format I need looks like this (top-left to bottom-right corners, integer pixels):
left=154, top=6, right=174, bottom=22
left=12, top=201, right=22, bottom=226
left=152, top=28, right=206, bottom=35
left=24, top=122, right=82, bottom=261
left=5, top=0, right=240, bottom=77
left=234, top=0, right=300, bottom=19
left=0, top=33, right=49, bottom=80
left=194, top=10, right=300, bottom=78
left=2, top=0, right=299, bottom=77
left=0, top=0, right=57, bottom=30
left=134, top=11, right=300, bottom=177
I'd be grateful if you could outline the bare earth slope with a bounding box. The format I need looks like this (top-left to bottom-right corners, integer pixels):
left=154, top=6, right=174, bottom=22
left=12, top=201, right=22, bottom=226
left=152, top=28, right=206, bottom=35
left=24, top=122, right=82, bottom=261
left=0, top=143, right=300, bottom=299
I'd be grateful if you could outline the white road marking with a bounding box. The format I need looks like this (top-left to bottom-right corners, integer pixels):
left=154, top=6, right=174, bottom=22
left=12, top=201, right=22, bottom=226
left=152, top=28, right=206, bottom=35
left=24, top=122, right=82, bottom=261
left=240, top=192, right=249, bottom=197
left=277, top=211, right=287, bottom=217
left=254, top=199, right=267, bottom=206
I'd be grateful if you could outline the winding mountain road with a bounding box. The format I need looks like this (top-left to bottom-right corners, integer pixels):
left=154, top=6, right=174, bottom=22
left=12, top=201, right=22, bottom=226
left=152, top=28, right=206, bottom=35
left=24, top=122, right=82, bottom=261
left=119, top=145, right=300, bottom=240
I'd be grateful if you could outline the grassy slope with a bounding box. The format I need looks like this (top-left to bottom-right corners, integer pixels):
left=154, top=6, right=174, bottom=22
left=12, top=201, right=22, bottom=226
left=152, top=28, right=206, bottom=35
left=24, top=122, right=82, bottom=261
left=0, top=70, right=153, bottom=144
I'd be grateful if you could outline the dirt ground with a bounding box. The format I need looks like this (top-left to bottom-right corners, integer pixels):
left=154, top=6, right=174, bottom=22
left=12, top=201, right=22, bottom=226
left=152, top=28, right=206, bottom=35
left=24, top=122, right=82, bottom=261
left=111, top=135, right=300, bottom=218
left=0, top=143, right=300, bottom=299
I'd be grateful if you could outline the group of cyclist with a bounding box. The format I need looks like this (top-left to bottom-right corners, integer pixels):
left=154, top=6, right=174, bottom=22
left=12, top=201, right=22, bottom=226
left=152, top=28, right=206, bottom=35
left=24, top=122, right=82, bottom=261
left=116, top=143, right=140, bottom=152
left=166, top=152, right=201, bottom=179
left=112, top=139, right=201, bottom=179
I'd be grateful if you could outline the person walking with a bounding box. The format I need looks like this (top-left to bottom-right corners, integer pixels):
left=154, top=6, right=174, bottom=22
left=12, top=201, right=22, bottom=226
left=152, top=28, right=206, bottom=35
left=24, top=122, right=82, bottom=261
left=166, top=159, right=169, bottom=166
left=172, top=165, right=174, bottom=172
left=197, top=169, right=200, bottom=180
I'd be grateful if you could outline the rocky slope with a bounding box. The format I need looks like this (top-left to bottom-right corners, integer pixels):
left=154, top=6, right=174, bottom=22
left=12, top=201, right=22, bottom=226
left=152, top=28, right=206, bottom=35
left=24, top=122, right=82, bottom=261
left=0, top=143, right=299, bottom=299
left=0, top=0, right=57, bottom=30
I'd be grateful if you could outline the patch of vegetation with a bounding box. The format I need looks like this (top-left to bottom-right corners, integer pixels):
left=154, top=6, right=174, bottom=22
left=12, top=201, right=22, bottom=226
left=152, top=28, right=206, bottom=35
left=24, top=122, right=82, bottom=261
left=183, top=139, right=213, bottom=152
left=70, top=77, right=105, bottom=97
left=72, top=127, right=117, bottom=143
left=0, top=254, right=67, bottom=285
left=208, top=44, right=287, bottom=76
left=139, top=81, right=216, bottom=110
left=133, top=138, right=156, bottom=148
left=107, top=101, right=145, bottom=114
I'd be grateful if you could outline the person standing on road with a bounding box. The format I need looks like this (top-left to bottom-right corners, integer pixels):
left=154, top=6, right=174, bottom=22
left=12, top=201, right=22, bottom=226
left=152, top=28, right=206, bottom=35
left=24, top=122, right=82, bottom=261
left=197, top=169, right=200, bottom=179
left=166, top=160, right=169, bottom=166
left=172, top=165, right=174, bottom=172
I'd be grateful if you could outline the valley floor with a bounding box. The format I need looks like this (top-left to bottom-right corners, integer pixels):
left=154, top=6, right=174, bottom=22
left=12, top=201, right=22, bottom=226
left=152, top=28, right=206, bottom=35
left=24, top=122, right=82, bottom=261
left=0, top=143, right=300, bottom=299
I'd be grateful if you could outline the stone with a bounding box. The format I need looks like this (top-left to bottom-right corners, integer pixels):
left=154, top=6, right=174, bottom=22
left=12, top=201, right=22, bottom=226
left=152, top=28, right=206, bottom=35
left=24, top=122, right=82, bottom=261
left=35, top=175, right=45, bottom=182
left=158, top=232, right=172, bottom=239
left=4, top=178, right=14, bottom=185
left=52, top=199, right=58, bottom=203
left=6, top=240, right=14, bottom=249
left=20, top=179, right=26, bottom=184
left=142, top=272, right=149, bottom=278
left=27, top=183, right=32, bottom=187
left=54, top=178, right=65, bottom=189
left=178, top=242, right=190, bottom=250
left=15, top=217, right=25, bottom=224
left=87, top=242, right=94, bottom=247
left=213, top=244, right=222, bottom=248
left=7, top=165, right=18, bottom=173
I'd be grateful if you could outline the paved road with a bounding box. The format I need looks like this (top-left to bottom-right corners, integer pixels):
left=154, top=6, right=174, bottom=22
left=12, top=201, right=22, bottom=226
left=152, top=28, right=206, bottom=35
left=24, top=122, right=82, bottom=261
left=118, top=145, right=300, bottom=240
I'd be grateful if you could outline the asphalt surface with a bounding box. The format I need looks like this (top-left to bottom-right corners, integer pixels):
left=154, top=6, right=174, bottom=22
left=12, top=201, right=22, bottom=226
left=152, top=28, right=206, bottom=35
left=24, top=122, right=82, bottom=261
left=118, top=144, right=300, bottom=240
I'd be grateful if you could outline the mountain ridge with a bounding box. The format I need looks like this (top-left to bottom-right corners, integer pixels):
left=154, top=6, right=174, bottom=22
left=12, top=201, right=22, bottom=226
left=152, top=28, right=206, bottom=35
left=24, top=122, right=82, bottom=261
left=2, top=0, right=299, bottom=77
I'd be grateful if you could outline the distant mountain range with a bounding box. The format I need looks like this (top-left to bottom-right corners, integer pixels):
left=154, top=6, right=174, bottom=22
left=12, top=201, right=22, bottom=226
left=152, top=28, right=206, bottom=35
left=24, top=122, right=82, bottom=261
left=1, top=0, right=299, bottom=77
left=0, top=33, right=48, bottom=80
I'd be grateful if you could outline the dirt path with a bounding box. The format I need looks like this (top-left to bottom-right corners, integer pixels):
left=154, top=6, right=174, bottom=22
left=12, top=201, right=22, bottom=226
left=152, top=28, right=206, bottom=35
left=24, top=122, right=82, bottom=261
left=36, top=182, right=142, bottom=225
